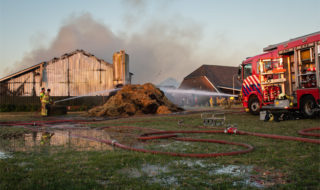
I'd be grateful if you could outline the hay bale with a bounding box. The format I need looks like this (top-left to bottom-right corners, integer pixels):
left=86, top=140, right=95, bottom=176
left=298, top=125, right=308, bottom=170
left=156, top=105, right=171, bottom=114
left=88, top=83, right=183, bottom=117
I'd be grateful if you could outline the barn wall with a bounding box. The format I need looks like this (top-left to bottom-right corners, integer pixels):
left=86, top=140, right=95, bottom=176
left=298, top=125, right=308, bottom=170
left=0, top=50, right=117, bottom=108
left=0, top=68, right=41, bottom=96
left=44, top=52, right=113, bottom=96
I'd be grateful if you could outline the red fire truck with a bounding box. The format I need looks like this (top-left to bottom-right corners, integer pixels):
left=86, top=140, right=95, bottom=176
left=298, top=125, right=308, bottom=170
left=239, top=32, right=320, bottom=118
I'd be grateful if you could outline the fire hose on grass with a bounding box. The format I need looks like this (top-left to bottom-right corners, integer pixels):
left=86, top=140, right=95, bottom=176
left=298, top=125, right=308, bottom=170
left=0, top=120, right=319, bottom=158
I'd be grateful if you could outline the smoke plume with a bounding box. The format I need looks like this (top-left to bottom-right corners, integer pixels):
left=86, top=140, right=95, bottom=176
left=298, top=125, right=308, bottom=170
left=5, top=1, right=206, bottom=84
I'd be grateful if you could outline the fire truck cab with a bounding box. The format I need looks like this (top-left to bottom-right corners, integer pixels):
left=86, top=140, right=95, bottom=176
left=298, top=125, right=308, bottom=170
left=239, top=32, right=320, bottom=117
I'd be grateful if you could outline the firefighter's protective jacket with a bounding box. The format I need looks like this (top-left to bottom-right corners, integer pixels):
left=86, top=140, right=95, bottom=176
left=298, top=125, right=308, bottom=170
left=42, top=94, right=49, bottom=103
left=40, top=92, right=45, bottom=101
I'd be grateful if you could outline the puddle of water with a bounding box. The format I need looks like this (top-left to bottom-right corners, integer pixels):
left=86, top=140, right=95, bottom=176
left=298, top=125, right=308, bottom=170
left=211, top=165, right=253, bottom=177
left=0, top=150, right=12, bottom=159
left=117, top=164, right=178, bottom=186
left=0, top=129, right=113, bottom=152
left=141, top=164, right=169, bottom=177
left=210, top=165, right=265, bottom=188
left=117, top=162, right=264, bottom=188
left=236, top=179, right=265, bottom=189
left=150, top=176, right=179, bottom=186
left=173, top=160, right=207, bottom=168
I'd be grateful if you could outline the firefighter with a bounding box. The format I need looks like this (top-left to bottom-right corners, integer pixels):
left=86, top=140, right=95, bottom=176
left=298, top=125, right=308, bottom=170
left=41, top=89, right=52, bottom=116
left=229, top=96, right=235, bottom=107
left=40, top=88, right=47, bottom=116
left=209, top=97, right=214, bottom=107
left=40, top=88, right=45, bottom=101
left=40, top=132, right=54, bottom=145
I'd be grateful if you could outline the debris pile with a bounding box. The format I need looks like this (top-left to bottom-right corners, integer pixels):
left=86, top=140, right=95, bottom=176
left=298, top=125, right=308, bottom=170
left=88, top=83, right=183, bottom=117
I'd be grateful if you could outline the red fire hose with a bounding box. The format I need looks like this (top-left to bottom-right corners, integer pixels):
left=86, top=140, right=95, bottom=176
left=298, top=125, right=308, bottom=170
left=298, top=127, right=320, bottom=137
left=72, top=132, right=254, bottom=158
left=72, top=127, right=319, bottom=158
left=1, top=120, right=319, bottom=158
left=237, top=130, right=320, bottom=144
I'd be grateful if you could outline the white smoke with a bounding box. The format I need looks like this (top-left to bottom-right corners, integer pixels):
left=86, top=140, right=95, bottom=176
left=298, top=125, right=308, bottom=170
left=4, top=11, right=203, bottom=84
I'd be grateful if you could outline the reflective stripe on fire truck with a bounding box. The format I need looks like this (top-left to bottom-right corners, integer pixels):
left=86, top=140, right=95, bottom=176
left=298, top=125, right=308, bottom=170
left=253, top=75, right=261, bottom=87
left=252, top=75, right=262, bottom=95
left=243, top=76, right=262, bottom=96
left=243, top=80, right=251, bottom=94
left=243, top=82, right=251, bottom=96
left=244, top=80, right=251, bottom=92
left=247, top=75, right=262, bottom=95
left=242, top=84, right=249, bottom=96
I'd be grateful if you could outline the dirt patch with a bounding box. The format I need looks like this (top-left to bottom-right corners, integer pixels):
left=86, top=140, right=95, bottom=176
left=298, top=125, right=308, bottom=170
left=88, top=83, right=183, bottom=117
left=250, top=167, right=288, bottom=187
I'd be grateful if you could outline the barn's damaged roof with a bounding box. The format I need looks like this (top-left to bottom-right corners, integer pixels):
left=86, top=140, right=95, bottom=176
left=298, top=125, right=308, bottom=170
left=0, top=63, right=43, bottom=83
left=0, top=49, right=111, bottom=82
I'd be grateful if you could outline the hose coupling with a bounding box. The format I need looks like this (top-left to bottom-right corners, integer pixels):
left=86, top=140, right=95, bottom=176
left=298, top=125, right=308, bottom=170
left=224, top=126, right=238, bottom=134
left=111, top=140, right=117, bottom=146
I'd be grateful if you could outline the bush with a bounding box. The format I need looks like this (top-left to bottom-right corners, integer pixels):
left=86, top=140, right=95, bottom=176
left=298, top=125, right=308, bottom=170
left=0, top=104, right=40, bottom=112
left=0, top=104, right=16, bottom=112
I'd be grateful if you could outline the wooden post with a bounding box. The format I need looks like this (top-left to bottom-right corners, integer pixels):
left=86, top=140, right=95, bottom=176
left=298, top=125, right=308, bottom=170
left=40, top=63, right=43, bottom=87
left=32, top=71, right=36, bottom=96
left=67, top=58, right=70, bottom=97
left=99, top=62, right=102, bottom=84
left=232, top=75, right=234, bottom=95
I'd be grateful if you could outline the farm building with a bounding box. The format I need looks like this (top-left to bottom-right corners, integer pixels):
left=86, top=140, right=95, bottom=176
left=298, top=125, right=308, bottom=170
left=0, top=50, right=131, bottom=108
left=179, top=65, right=241, bottom=94
left=177, top=65, right=241, bottom=106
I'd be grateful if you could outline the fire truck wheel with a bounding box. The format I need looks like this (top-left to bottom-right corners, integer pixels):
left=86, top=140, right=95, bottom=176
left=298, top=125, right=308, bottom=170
left=248, top=96, right=260, bottom=115
left=301, top=96, right=316, bottom=118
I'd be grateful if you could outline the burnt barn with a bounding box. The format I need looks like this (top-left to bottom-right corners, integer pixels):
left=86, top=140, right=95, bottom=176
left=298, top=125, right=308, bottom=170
left=178, top=65, right=241, bottom=106
left=0, top=50, right=131, bottom=109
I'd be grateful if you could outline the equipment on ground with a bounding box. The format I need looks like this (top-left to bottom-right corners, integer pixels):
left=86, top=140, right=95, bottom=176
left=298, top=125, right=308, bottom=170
left=201, top=112, right=226, bottom=126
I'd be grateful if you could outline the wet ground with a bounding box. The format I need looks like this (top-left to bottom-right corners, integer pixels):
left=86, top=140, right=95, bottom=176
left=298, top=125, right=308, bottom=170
left=116, top=160, right=266, bottom=188
left=0, top=150, right=11, bottom=159
left=1, top=110, right=312, bottom=189
left=0, top=127, right=113, bottom=153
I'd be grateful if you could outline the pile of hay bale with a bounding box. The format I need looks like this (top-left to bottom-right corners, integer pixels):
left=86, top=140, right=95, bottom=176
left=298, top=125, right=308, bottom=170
left=88, top=83, right=183, bottom=117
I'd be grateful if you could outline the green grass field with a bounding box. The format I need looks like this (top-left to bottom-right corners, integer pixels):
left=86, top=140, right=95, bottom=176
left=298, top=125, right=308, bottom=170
left=0, top=111, right=319, bottom=189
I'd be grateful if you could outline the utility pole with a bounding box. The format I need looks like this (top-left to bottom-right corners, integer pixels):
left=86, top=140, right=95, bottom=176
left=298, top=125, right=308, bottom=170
left=233, top=74, right=236, bottom=95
